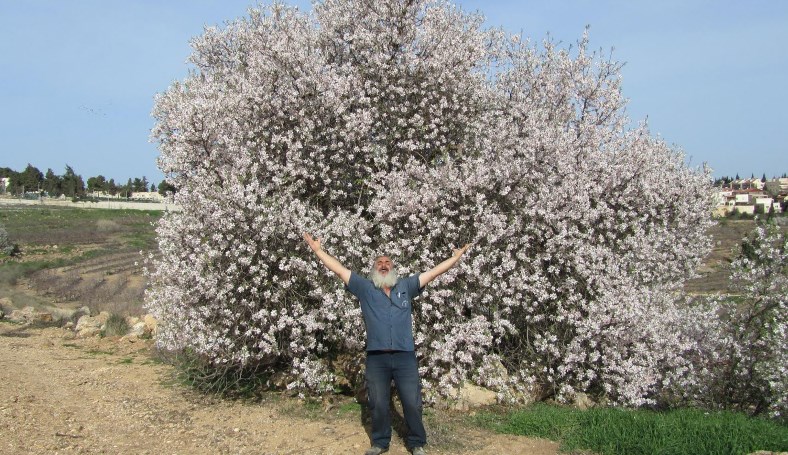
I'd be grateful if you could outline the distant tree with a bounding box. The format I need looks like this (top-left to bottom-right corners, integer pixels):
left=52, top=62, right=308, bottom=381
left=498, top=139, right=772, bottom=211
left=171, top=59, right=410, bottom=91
left=10, top=164, right=43, bottom=195
left=107, top=178, right=118, bottom=196
left=761, top=173, right=767, bottom=183
left=124, top=178, right=133, bottom=197
left=735, top=173, right=740, bottom=180
left=60, top=165, right=85, bottom=198
left=87, top=175, right=108, bottom=193
left=157, top=180, right=177, bottom=196
left=132, top=177, right=147, bottom=192
left=0, top=167, right=18, bottom=194
left=43, top=168, right=62, bottom=197
left=150, top=183, right=156, bottom=192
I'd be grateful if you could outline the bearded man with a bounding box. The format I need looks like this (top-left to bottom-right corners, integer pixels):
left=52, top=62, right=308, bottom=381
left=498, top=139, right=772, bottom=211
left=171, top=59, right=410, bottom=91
left=303, top=233, right=470, bottom=455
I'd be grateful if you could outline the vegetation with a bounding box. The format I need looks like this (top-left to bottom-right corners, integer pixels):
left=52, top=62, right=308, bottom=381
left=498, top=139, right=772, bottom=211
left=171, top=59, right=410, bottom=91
left=103, top=313, right=130, bottom=337
left=0, top=162, right=162, bottom=198
left=475, top=403, right=788, bottom=455
left=0, top=205, right=161, bottom=316
left=1, top=196, right=785, bottom=454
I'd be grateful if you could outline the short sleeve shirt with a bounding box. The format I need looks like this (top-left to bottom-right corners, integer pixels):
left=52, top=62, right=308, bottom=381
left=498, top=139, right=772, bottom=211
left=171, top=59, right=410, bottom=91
left=346, top=271, right=423, bottom=352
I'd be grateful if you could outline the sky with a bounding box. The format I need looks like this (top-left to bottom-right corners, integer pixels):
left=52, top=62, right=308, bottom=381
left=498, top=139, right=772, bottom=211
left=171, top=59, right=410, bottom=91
left=1, top=1, right=786, bottom=185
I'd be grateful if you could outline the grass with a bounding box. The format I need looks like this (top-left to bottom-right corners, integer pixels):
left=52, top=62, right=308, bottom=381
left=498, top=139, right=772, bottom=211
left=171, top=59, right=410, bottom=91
left=0, top=205, right=159, bottom=316
left=0, top=205, right=160, bottom=250
left=85, top=348, right=115, bottom=356
left=474, top=403, right=788, bottom=455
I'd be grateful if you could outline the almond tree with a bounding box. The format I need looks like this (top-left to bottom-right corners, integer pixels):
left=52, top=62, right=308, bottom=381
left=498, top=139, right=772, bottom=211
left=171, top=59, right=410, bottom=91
left=692, top=223, right=787, bottom=417
left=147, top=0, right=714, bottom=404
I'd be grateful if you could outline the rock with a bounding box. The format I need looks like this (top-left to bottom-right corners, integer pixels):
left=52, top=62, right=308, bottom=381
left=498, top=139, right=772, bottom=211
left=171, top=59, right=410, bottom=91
left=7, top=306, right=53, bottom=324
left=143, top=314, right=158, bottom=335
left=128, top=321, right=149, bottom=337
left=77, top=327, right=102, bottom=338
left=120, top=334, right=139, bottom=343
left=75, top=312, right=110, bottom=337
left=573, top=392, right=594, bottom=410
left=8, top=309, right=28, bottom=322
left=33, top=311, right=53, bottom=323
left=0, top=297, right=13, bottom=313
left=448, top=383, right=498, bottom=411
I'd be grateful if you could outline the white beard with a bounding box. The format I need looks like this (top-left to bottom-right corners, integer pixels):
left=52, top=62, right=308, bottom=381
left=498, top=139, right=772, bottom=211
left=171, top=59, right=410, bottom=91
left=370, top=269, right=398, bottom=289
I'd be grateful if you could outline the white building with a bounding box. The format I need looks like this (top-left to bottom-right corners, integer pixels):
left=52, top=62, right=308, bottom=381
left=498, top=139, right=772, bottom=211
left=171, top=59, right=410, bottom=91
left=131, top=191, right=164, bottom=202
left=765, top=178, right=788, bottom=195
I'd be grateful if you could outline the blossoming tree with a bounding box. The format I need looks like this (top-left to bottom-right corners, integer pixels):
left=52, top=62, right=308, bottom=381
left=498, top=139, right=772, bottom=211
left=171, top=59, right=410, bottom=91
left=688, top=223, right=787, bottom=417
left=147, top=0, right=714, bottom=404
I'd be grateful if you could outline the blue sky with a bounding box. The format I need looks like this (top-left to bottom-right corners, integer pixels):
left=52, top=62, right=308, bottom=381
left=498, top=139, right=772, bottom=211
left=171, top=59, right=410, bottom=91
left=1, top=1, right=786, bottom=184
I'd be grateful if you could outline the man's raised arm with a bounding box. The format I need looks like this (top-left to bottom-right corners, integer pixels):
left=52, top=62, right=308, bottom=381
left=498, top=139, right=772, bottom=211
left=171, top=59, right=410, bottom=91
left=418, top=243, right=471, bottom=288
left=303, top=233, right=352, bottom=285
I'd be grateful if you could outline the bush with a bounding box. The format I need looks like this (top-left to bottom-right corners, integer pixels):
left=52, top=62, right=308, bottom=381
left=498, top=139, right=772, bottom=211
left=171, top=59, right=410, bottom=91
left=146, top=0, right=714, bottom=404
left=686, top=223, right=787, bottom=418
left=0, top=222, right=19, bottom=257
left=102, top=313, right=130, bottom=337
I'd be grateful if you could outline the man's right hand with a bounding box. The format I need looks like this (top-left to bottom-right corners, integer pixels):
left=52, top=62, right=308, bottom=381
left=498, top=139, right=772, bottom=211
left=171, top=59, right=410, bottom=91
left=302, top=232, right=351, bottom=285
left=303, top=233, right=322, bottom=253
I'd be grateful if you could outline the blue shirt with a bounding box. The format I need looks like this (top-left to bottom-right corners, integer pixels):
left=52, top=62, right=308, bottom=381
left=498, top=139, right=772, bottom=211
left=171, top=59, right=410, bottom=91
left=346, top=271, right=423, bottom=351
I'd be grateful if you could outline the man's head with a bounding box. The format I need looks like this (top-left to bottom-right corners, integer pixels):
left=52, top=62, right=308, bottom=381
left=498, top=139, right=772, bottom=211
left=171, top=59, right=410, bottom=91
left=369, top=255, right=398, bottom=289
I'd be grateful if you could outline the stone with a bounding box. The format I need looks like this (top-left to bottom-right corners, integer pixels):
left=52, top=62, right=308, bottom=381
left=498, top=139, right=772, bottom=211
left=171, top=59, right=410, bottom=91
left=449, top=383, right=498, bottom=411
left=77, top=327, right=102, bottom=338
left=573, top=392, right=594, bottom=410
left=75, top=312, right=110, bottom=337
left=7, top=306, right=52, bottom=324
left=0, top=297, right=13, bottom=313
left=143, top=314, right=158, bottom=335
left=120, top=334, right=139, bottom=343
left=128, top=321, right=149, bottom=337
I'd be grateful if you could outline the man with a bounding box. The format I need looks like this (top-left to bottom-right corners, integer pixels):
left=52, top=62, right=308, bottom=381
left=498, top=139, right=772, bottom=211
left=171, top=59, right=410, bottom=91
left=303, top=233, right=470, bottom=455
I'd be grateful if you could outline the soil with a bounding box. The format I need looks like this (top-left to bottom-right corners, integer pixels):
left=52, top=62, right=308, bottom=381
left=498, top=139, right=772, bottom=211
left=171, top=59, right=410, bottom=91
left=0, top=321, right=559, bottom=455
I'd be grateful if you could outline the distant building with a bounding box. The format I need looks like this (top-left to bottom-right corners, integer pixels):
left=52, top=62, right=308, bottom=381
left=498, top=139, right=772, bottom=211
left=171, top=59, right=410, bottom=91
left=732, top=178, right=764, bottom=191
left=130, top=191, right=164, bottom=202
left=765, top=178, right=788, bottom=195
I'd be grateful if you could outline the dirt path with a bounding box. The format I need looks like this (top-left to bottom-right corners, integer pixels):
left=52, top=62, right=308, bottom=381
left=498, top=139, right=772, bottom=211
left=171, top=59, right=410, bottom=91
left=0, top=322, right=559, bottom=455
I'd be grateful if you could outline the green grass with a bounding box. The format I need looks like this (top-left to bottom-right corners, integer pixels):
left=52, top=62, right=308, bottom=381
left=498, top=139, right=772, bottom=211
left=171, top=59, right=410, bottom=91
left=85, top=348, right=115, bottom=356
left=474, top=403, right=788, bottom=455
left=338, top=401, right=362, bottom=415
left=0, top=205, right=160, bottom=249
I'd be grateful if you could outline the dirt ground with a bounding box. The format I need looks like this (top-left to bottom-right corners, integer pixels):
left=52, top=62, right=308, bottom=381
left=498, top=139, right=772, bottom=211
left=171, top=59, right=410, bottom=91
left=0, top=321, right=559, bottom=455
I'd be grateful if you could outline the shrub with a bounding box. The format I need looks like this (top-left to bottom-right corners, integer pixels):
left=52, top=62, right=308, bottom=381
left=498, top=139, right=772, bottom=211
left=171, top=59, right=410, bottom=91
left=684, top=222, right=787, bottom=418
left=146, top=0, right=714, bottom=403
left=102, top=313, right=130, bottom=337
left=0, top=222, right=19, bottom=257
